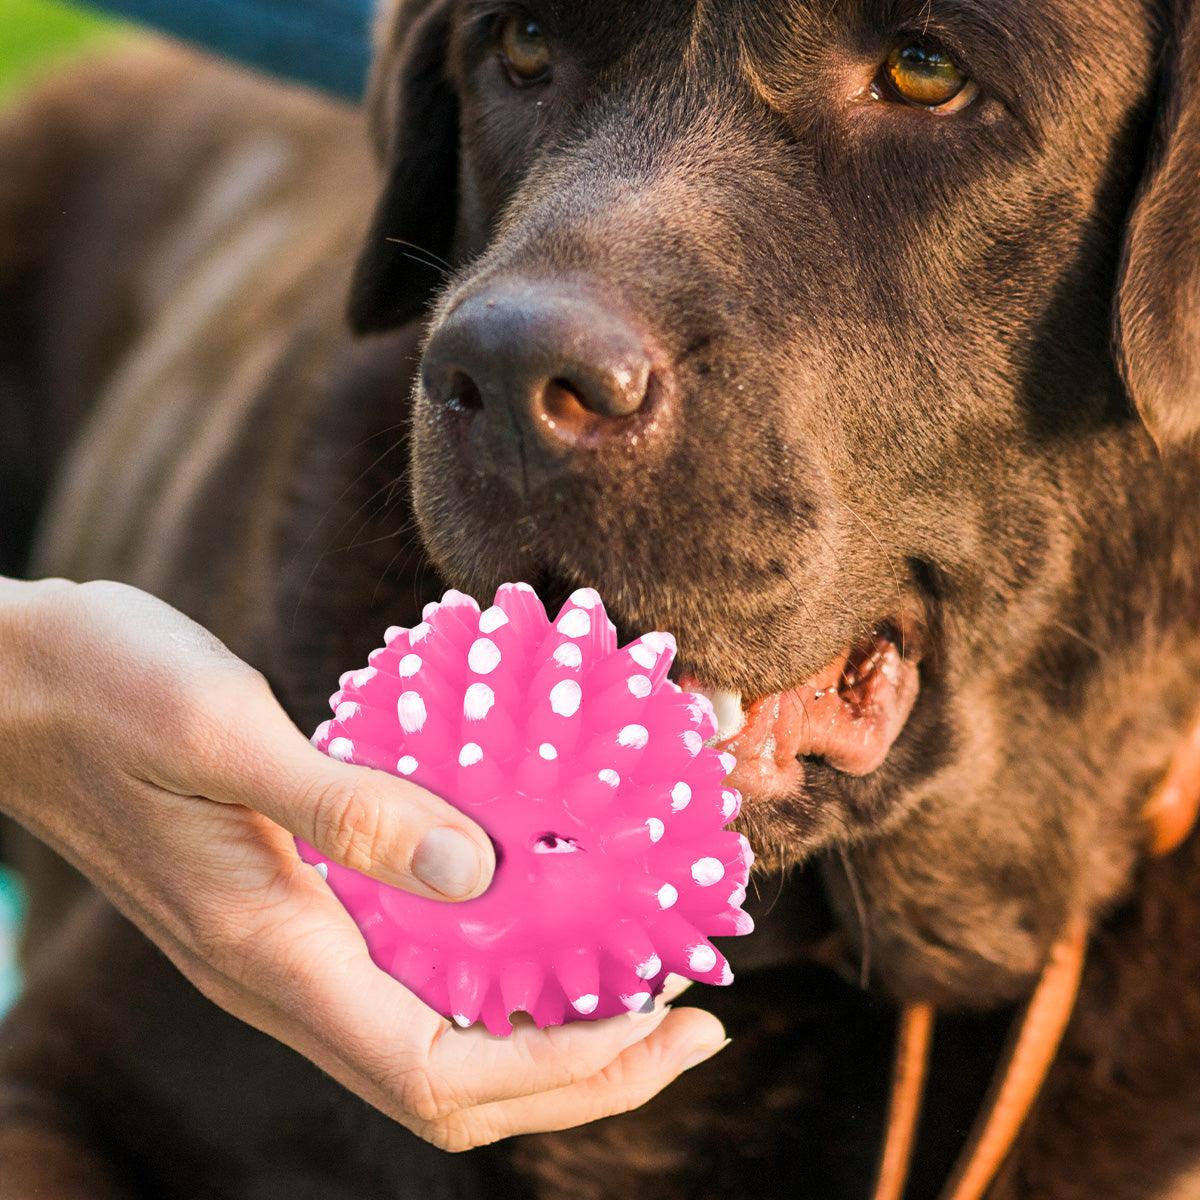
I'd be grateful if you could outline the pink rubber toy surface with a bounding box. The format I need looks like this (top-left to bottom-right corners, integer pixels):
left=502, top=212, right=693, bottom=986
left=297, top=583, right=754, bottom=1035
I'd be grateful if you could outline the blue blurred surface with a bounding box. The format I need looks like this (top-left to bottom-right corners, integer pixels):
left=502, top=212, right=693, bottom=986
left=0, top=867, right=24, bottom=1016
left=84, top=0, right=373, bottom=98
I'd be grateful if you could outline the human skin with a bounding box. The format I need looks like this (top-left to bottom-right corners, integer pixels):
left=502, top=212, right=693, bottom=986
left=0, top=575, right=727, bottom=1150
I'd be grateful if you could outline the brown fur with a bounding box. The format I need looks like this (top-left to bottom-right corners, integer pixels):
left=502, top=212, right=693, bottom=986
left=1, top=0, right=1199, bottom=1194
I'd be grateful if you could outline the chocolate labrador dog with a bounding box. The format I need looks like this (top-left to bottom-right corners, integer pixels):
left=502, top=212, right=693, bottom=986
left=2, top=0, right=1200, bottom=1195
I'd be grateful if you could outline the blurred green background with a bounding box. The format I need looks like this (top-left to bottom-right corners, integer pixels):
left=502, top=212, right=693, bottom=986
left=0, top=0, right=126, bottom=101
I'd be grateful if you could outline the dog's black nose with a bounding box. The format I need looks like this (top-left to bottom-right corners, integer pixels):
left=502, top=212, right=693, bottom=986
left=421, top=282, right=657, bottom=474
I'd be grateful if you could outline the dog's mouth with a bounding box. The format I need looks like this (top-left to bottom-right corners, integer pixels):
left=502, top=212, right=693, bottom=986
left=681, top=620, right=922, bottom=801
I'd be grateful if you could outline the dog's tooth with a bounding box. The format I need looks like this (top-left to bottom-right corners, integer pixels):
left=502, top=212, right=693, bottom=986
left=688, top=685, right=745, bottom=742
left=712, top=690, right=745, bottom=740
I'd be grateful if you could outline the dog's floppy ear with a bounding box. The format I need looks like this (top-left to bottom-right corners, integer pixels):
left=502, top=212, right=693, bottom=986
left=1114, top=0, right=1200, bottom=446
left=347, top=0, right=458, bottom=335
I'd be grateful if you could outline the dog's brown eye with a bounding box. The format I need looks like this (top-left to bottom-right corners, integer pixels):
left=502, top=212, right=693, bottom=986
left=498, top=13, right=551, bottom=84
left=884, top=42, right=977, bottom=112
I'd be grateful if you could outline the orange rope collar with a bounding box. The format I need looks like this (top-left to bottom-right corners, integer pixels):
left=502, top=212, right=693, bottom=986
left=868, top=706, right=1200, bottom=1200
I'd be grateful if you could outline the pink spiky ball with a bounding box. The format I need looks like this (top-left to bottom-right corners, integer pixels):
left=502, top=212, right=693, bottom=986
left=297, top=583, right=754, bottom=1035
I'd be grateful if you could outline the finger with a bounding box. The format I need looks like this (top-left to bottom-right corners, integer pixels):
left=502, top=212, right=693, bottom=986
left=413, top=1007, right=730, bottom=1152
left=148, top=668, right=496, bottom=901
left=186, top=871, right=702, bottom=1117
left=280, top=744, right=496, bottom=901
left=407, top=971, right=699, bottom=1111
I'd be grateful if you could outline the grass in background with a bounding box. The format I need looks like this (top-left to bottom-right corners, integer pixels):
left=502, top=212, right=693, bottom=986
left=0, top=0, right=126, bottom=100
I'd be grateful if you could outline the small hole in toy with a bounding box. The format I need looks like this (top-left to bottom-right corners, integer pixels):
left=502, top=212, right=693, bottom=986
left=532, top=832, right=583, bottom=854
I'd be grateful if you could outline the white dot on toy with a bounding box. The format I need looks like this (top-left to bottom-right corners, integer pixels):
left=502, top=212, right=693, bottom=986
left=628, top=644, right=658, bottom=670
left=468, top=637, right=502, bottom=675
left=441, top=590, right=478, bottom=611
left=557, top=608, right=592, bottom=638
left=550, top=679, right=583, bottom=717
left=637, top=954, right=662, bottom=979
left=692, top=857, right=725, bottom=886
left=479, top=606, right=509, bottom=633
left=463, top=683, right=495, bottom=720
left=618, top=723, right=649, bottom=749
left=554, top=643, right=583, bottom=669
left=397, top=692, right=427, bottom=733
left=298, top=583, right=754, bottom=1035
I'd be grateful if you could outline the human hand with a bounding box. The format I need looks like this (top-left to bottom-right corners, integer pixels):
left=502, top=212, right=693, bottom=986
left=0, top=577, right=728, bottom=1149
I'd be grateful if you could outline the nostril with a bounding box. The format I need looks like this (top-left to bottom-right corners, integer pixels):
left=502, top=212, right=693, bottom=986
left=538, top=369, right=655, bottom=445
left=422, top=358, right=486, bottom=417
left=446, top=370, right=484, bottom=413
left=542, top=348, right=652, bottom=422
left=544, top=379, right=589, bottom=421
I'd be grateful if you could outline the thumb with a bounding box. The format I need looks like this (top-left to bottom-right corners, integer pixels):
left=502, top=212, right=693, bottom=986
left=288, top=746, right=497, bottom=901
left=200, top=675, right=496, bottom=901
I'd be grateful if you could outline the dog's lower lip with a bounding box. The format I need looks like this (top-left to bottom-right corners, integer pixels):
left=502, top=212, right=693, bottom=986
left=683, top=623, right=922, bottom=801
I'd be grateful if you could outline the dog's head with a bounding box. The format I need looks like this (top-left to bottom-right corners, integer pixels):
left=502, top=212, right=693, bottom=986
left=345, top=0, right=1200, bottom=1007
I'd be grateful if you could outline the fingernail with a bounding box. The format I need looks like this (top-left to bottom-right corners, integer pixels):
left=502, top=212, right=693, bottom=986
left=681, top=1037, right=731, bottom=1072
left=658, top=973, right=694, bottom=1005
left=411, top=827, right=487, bottom=898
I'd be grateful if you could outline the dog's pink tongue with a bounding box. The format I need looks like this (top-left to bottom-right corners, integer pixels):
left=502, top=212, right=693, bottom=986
left=705, top=637, right=920, bottom=799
